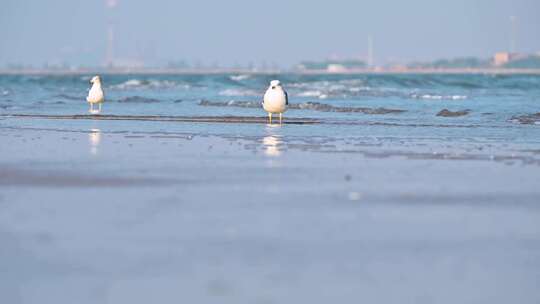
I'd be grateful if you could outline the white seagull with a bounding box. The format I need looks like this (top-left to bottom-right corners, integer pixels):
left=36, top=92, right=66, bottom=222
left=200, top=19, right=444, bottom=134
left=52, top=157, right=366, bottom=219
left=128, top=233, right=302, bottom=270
left=263, top=80, right=288, bottom=124
left=86, top=75, right=104, bottom=113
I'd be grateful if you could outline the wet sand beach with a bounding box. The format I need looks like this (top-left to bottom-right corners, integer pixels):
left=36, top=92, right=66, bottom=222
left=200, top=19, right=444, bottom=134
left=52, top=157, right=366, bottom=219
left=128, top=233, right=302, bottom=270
left=1, top=115, right=540, bottom=304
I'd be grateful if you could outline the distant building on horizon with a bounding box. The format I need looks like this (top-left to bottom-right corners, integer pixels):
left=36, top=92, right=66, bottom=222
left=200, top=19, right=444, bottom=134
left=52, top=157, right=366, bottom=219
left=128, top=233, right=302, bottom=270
left=493, top=52, right=540, bottom=68
left=493, top=52, right=517, bottom=66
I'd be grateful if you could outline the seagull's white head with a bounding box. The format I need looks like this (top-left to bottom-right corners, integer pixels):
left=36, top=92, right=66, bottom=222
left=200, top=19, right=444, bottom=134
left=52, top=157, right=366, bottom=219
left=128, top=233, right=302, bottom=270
left=270, top=80, right=281, bottom=89
left=90, top=75, right=101, bottom=85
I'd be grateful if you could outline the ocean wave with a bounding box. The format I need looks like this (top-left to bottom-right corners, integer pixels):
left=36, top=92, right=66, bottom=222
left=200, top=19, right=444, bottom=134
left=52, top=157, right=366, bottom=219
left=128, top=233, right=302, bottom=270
left=287, top=79, right=408, bottom=99
left=199, top=100, right=256, bottom=108
left=290, top=80, right=470, bottom=101
left=283, top=75, right=533, bottom=98
left=198, top=100, right=405, bottom=114
left=410, top=94, right=468, bottom=100
left=117, top=96, right=161, bottom=103
left=288, top=79, right=365, bottom=89
left=293, top=87, right=398, bottom=99
left=229, top=74, right=250, bottom=81
left=297, top=90, right=327, bottom=98
left=109, top=79, right=189, bottom=90
left=294, top=102, right=405, bottom=114
left=54, top=93, right=84, bottom=101
left=282, top=77, right=478, bottom=100
left=219, top=88, right=260, bottom=97
left=35, top=101, right=66, bottom=105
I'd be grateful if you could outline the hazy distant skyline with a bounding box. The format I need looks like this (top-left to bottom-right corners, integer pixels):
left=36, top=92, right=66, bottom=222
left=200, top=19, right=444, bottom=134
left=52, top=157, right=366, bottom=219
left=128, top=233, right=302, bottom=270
left=1, top=0, right=539, bottom=67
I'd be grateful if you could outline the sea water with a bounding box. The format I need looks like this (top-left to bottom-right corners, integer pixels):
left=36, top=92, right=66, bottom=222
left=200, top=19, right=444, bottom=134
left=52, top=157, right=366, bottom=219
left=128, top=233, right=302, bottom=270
left=1, top=73, right=539, bottom=140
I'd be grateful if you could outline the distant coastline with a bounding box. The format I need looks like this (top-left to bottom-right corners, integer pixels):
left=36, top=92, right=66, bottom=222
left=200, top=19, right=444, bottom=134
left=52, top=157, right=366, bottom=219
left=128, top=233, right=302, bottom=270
left=1, top=67, right=540, bottom=75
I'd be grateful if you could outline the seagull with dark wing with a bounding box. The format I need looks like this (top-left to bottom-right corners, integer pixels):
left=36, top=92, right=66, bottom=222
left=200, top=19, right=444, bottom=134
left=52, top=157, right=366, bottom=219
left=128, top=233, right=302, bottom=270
left=86, top=75, right=104, bottom=113
left=263, top=80, right=288, bottom=124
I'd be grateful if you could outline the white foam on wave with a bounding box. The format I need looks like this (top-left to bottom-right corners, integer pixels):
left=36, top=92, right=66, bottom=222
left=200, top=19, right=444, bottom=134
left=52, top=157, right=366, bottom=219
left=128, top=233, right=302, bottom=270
left=349, top=87, right=365, bottom=92
left=411, top=94, right=468, bottom=100
left=122, top=79, right=143, bottom=87
left=297, top=91, right=329, bottom=99
left=289, top=79, right=381, bottom=99
left=229, top=74, right=250, bottom=81
left=298, top=90, right=322, bottom=97
left=219, top=88, right=259, bottom=97
left=110, top=79, right=189, bottom=90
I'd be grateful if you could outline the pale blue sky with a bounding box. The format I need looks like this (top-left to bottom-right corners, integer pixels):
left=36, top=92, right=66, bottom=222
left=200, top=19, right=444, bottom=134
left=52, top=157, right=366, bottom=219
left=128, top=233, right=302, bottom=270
left=1, top=0, right=539, bottom=67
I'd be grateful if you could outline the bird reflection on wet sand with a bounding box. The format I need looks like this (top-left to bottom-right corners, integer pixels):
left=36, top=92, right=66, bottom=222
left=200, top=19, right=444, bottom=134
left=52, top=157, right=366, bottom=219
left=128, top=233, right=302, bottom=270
left=262, top=125, right=284, bottom=157
left=88, top=128, right=101, bottom=155
left=263, top=135, right=283, bottom=157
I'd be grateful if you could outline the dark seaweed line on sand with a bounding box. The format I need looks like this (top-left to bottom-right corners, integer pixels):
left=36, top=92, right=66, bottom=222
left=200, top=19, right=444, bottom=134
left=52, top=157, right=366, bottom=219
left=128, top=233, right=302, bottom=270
left=198, top=100, right=406, bottom=114
left=0, top=114, right=518, bottom=129
left=1, top=114, right=319, bottom=125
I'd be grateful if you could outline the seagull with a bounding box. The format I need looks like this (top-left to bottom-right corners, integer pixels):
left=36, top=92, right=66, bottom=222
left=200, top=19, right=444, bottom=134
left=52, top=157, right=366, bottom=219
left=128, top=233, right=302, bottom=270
left=263, top=80, right=288, bottom=124
left=86, top=75, right=104, bottom=113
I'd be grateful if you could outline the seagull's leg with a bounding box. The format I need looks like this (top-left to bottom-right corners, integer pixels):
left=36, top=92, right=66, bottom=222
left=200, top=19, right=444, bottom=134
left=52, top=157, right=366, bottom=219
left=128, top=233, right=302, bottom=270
left=90, top=103, right=93, bottom=112
left=98, top=103, right=102, bottom=112
left=268, top=113, right=272, bottom=124
left=279, top=113, right=283, bottom=124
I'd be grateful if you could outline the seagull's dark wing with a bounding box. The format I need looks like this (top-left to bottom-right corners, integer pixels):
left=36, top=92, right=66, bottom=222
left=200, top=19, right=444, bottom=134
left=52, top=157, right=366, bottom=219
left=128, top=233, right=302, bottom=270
left=284, top=90, right=289, bottom=105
